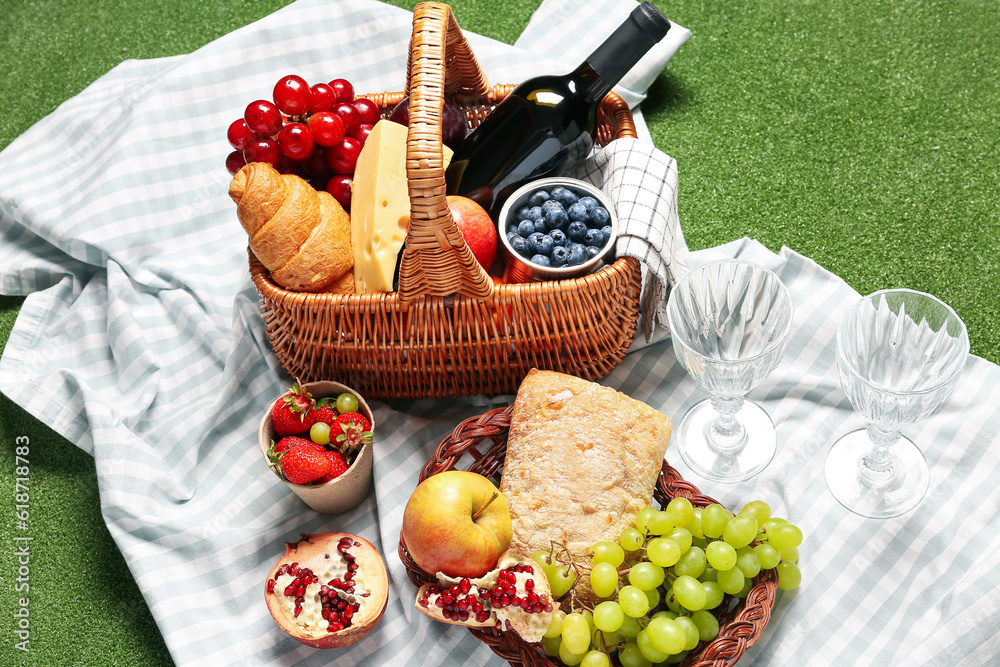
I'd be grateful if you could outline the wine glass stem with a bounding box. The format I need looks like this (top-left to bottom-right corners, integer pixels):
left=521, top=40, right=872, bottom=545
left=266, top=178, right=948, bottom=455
left=707, top=395, right=747, bottom=454
left=860, top=423, right=901, bottom=483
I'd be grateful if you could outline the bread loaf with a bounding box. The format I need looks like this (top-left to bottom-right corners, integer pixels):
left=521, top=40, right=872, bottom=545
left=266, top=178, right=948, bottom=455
left=229, top=162, right=354, bottom=293
left=499, top=369, right=672, bottom=602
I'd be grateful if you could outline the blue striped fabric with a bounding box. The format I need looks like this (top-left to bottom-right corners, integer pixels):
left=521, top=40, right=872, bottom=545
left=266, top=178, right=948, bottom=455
left=2, top=1, right=999, bottom=666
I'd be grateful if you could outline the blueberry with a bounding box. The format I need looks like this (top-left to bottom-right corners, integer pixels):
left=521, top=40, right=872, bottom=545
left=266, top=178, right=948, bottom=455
left=534, top=218, right=548, bottom=234
left=543, top=203, right=569, bottom=231
left=578, top=196, right=599, bottom=212
left=526, top=206, right=545, bottom=222
left=567, top=202, right=589, bottom=222
left=601, top=225, right=614, bottom=245
left=515, top=205, right=531, bottom=221
left=530, top=254, right=552, bottom=267
left=529, top=190, right=551, bottom=207
left=567, top=243, right=588, bottom=266
left=517, top=220, right=535, bottom=237
left=541, top=199, right=564, bottom=214
left=534, top=234, right=555, bottom=256
left=551, top=186, right=579, bottom=208
left=588, top=206, right=610, bottom=228
left=550, top=245, right=569, bottom=266
left=510, top=235, right=530, bottom=257
left=567, top=221, right=588, bottom=243
left=527, top=232, right=547, bottom=254
left=585, top=245, right=602, bottom=259
left=548, top=229, right=567, bottom=247
left=584, top=228, right=604, bottom=247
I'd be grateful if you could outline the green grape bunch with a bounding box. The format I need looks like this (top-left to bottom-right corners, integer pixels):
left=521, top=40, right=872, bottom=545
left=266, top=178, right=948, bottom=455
left=537, top=497, right=804, bottom=666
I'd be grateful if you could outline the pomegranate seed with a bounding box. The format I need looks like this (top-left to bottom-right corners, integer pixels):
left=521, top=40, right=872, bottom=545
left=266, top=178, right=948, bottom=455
left=328, top=621, right=343, bottom=632
left=435, top=597, right=445, bottom=608
left=266, top=579, right=276, bottom=594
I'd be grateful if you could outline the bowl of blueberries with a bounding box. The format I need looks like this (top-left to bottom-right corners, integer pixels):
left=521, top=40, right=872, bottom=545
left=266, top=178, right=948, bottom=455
left=497, top=177, right=617, bottom=282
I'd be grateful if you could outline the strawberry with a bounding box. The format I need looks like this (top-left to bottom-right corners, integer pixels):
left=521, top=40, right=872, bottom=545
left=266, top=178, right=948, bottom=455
left=273, top=435, right=317, bottom=454
left=311, top=401, right=338, bottom=427
left=279, top=443, right=333, bottom=485
left=313, top=451, right=351, bottom=484
left=333, top=412, right=374, bottom=450
left=271, top=381, right=317, bottom=436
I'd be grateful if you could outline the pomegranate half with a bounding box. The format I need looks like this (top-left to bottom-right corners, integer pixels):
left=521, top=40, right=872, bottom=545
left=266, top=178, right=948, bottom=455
left=265, top=532, right=388, bottom=648
left=415, top=550, right=558, bottom=642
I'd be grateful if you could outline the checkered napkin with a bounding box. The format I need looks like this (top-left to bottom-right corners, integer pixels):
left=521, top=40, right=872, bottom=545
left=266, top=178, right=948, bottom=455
left=570, top=137, right=690, bottom=341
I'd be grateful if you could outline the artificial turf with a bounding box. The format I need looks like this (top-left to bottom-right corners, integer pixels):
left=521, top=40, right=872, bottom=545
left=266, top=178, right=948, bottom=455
left=1, top=0, right=998, bottom=665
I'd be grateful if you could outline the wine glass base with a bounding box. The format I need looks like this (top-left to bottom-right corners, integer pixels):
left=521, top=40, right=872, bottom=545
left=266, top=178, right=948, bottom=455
left=675, top=399, right=776, bottom=483
left=824, top=430, right=929, bottom=518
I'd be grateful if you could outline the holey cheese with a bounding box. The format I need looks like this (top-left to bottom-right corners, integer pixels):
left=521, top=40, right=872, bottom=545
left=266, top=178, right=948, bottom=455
left=351, top=120, right=453, bottom=293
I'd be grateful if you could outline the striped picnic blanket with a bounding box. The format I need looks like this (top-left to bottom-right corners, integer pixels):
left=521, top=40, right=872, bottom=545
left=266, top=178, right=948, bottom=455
left=2, top=1, right=999, bottom=665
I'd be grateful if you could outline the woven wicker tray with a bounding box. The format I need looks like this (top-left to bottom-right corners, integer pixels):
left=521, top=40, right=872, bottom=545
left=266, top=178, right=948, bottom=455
left=398, top=406, right=778, bottom=667
left=248, top=2, right=643, bottom=400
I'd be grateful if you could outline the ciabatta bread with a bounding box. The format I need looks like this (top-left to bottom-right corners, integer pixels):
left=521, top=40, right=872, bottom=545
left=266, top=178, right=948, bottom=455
left=499, top=369, right=672, bottom=602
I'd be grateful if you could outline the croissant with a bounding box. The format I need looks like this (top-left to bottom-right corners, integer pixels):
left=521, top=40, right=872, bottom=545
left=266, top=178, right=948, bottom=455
left=229, top=162, right=354, bottom=293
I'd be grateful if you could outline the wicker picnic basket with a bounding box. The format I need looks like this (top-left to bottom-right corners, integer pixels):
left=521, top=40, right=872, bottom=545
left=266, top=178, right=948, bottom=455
left=248, top=2, right=643, bottom=400
left=398, top=406, right=779, bottom=667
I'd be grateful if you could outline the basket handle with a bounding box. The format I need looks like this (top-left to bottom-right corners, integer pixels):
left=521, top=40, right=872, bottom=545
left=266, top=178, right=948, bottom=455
left=396, top=1, right=494, bottom=305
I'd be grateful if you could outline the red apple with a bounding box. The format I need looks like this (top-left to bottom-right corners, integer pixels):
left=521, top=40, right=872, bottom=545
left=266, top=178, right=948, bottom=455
left=401, top=470, right=512, bottom=578
left=447, top=195, right=497, bottom=271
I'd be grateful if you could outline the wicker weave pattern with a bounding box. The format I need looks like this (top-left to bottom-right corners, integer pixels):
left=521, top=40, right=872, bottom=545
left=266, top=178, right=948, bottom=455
left=398, top=406, right=778, bottom=667
left=248, top=2, right=644, bottom=399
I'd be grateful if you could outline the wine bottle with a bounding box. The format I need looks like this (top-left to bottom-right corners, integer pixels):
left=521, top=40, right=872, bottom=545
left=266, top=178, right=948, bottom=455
left=445, top=2, right=670, bottom=216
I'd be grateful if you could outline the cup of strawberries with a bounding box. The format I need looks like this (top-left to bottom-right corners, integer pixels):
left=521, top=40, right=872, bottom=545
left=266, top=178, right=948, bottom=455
left=259, top=379, right=375, bottom=513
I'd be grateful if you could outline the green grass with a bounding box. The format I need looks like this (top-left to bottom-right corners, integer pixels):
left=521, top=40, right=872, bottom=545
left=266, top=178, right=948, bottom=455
left=1, top=0, right=998, bottom=664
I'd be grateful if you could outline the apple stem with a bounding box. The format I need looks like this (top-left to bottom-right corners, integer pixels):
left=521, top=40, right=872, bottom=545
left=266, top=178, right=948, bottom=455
left=472, top=492, right=499, bottom=522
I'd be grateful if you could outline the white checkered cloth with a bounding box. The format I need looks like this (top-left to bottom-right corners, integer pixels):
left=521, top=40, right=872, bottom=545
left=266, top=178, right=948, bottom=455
left=571, top=138, right=689, bottom=341
left=4, top=1, right=1000, bottom=666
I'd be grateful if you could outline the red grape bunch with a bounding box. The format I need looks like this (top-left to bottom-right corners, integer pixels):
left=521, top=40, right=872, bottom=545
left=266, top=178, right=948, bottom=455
left=225, top=75, right=381, bottom=211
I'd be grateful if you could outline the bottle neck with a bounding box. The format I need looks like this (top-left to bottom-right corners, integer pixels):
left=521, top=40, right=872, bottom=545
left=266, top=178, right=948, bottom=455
left=567, top=62, right=615, bottom=106
left=585, top=2, right=670, bottom=94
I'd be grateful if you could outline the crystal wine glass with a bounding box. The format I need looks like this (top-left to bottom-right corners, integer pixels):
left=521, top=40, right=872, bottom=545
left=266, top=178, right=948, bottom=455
left=825, top=289, right=969, bottom=518
left=666, top=260, right=794, bottom=483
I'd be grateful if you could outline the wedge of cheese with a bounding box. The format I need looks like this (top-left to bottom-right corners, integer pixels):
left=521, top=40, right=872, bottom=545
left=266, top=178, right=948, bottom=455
left=351, top=120, right=453, bottom=293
